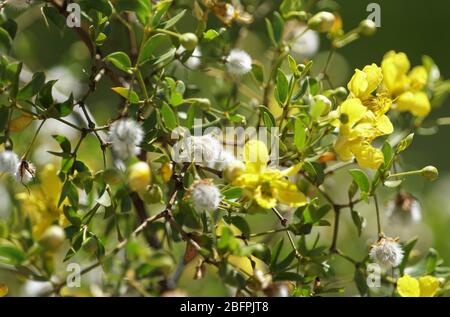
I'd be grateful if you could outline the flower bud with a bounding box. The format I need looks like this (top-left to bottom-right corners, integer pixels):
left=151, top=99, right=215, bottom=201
left=138, top=184, right=164, bottom=204
left=180, top=33, right=198, bottom=51
left=359, top=19, right=377, bottom=36
left=223, top=159, right=246, bottom=182
left=307, top=12, right=335, bottom=33
left=314, top=95, right=332, bottom=116
left=159, top=162, right=173, bottom=183
left=421, top=166, right=438, bottom=181
left=39, top=225, right=66, bottom=252
left=332, top=87, right=348, bottom=99
left=128, top=162, right=151, bottom=191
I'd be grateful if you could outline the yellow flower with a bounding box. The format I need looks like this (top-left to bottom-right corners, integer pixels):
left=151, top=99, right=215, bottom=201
left=397, top=275, right=440, bottom=297
left=348, top=63, right=383, bottom=100
left=333, top=98, right=392, bottom=169
left=15, top=164, right=67, bottom=239
left=333, top=64, right=395, bottom=169
left=233, top=140, right=306, bottom=209
left=381, top=51, right=431, bottom=117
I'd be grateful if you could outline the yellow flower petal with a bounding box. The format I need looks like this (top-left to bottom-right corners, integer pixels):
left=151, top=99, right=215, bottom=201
left=396, top=91, right=431, bottom=117
left=273, top=179, right=307, bottom=207
left=244, top=140, right=269, bottom=173
left=280, top=162, right=303, bottom=177
left=375, top=114, right=394, bottom=135
left=382, top=51, right=411, bottom=95
left=350, top=142, right=384, bottom=169
left=348, top=64, right=382, bottom=99
left=409, top=66, right=428, bottom=91
left=397, top=275, right=420, bottom=297
left=418, top=276, right=439, bottom=297
left=340, top=98, right=367, bottom=127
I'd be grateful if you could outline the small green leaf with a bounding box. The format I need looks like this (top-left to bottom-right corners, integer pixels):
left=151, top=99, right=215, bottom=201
left=276, top=69, right=289, bottom=104
left=203, top=29, right=220, bottom=41
left=17, top=72, right=45, bottom=101
left=222, top=187, right=243, bottom=199
left=0, top=27, right=12, bottom=53
left=230, top=216, right=250, bottom=239
left=349, top=169, right=370, bottom=193
left=160, top=103, right=178, bottom=130
left=294, top=117, right=306, bottom=151
left=0, top=245, right=26, bottom=265
left=111, top=87, right=139, bottom=103
left=53, top=135, right=72, bottom=153
left=139, top=34, right=169, bottom=63
left=104, top=52, right=132, bottom=73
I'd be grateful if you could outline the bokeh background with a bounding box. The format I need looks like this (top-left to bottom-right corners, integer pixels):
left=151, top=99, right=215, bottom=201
left=1, top=0, right=449, bottom=296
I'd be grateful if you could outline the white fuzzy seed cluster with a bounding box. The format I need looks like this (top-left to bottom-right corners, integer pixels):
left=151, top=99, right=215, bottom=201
left=226, top=49, right=252, bottom=76
left=291, top=26, right=320, bottom=59
left=177, top=134, right=237, bottom=171
left=369, top=237, right=404, bottom=267
left=109, top=118, right=144, bottom=160
left=0, top=151, right=35, bottom=184
left=190, top=180, right=222, bottom=213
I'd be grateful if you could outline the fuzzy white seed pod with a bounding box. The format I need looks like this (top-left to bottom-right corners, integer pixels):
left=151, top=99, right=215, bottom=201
left=15, top=160, right=36, bottom=184
left=226, top=49, right=252, bottom=76
left=189, top=180, right=221, bottom=213
left=8, top=0, right=32, bottom=9
left=0, top=151, right=20, bottom=175
left=109, top=118, right=144, bottom=160
left=291, top=26, right=320, bottom=59
left=369, top=237, right=404, bottom=267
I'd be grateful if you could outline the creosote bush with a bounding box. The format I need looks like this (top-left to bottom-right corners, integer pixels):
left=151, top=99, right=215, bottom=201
left=0, top=0, right=449, bottom=297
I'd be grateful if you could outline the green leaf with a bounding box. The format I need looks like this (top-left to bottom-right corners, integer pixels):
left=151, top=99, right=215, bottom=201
left=6, top=62, right=22, bottom=99
left=258, top=105, right=275, bottom=128
left=79, top=0, right=113, bottom=16
left=222, top=187, right=243, bottom=200
left=41, top=6, right=66, bottom=29
left=53, top=135, right=72, bottom=153
left=162, top=9, right=186, bottom=29
left=104, top=52, right=132, bottom=73
left=399, top=237, right=418, bottom=275
left=151, top=0, right=173, bottom=27
left=349, top=169, right=370, bottom=193
left=17, top=72, right=46, bottom=101
left=354, top=267, right=368, bottom=296
left=111, top=87, right=139, bottom=103
left=160, top=103, right=178, bottom=130
left=294, top=117, right=306, bottom=151
left=139, top=34, right=169, bottom=63
left=276, top=69, right=289, bottom=104
left=63, top=206, right=81, bottom=226
left=37, top=80, right=57, bottom=109
left=272, top=12, right=284, bottom=44
left=230, top=216, right=250, bottom=239
left=265, top=18, right=277, bottom=47
left=381, top=141, right=394, bottom=167
left=251, top=62, right=265, bottom=84
left=203, top=29, right=220, bottom=41
left=351, top=209, right=363, bottom=236
left=0, top=27, right=12, bottom=53
left=0, top=245, right=26, bottom=265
